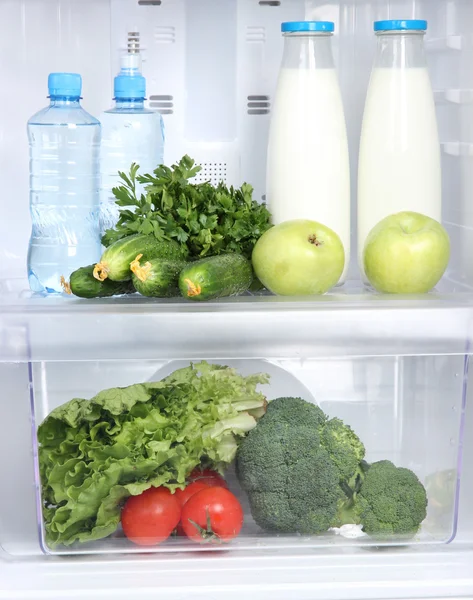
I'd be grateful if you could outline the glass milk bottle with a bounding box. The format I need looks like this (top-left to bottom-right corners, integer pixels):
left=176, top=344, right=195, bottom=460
left=266, top=21, right=351, bottom=283
left=357, top=20, right=442, bottom=281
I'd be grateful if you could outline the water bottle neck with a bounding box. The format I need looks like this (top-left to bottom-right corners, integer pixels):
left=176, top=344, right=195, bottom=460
left=281, top=32, right=335, bottom=70
left=374, top=31, right=427, bottom=69
left=114, top=98, right=145, bottom=109
left=49, top=97, right=81, bottom=107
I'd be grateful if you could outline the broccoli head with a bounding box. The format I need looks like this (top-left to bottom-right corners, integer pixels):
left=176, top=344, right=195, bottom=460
left=334, top=460, right=428, bottom=538
left=236, top=397, right=366, bottom=535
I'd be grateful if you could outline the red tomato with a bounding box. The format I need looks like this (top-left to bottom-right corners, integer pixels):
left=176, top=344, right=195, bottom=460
left=121, top=487, right=181, bottom=546
left=174, top=480, right=211, bottom=507
left=173, top=481, right=213, bottom=536
left=181, top=487, right=244, bottom=543
left=189, top=467, right=228, bottom=488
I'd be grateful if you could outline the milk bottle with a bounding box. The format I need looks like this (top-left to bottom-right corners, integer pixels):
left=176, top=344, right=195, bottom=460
left=266, top=21, right=351, bottom=283
left=357, top=20, right=442, bottom=281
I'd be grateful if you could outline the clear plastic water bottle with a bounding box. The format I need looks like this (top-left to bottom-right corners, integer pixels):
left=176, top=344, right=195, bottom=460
left=99, top=51, right=164, bottom=237
left=27, top=72, right=101, bottom=294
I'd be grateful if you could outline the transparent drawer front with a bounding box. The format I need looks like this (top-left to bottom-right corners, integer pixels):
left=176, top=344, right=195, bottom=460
left=27, top=354, right=465, bottom=556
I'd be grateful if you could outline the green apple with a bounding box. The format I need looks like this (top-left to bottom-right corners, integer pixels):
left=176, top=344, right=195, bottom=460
left=252, top=219, right=345, bottom=296
left=363, top=211, right=450, bottom=294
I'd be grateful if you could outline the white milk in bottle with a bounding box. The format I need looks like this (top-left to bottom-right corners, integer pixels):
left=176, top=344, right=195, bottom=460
left=357, top=20, right=442, bottom=281
left=266, top=21, right=350, bottom=283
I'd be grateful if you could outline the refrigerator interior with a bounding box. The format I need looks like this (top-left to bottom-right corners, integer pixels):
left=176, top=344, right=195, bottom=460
left=1, top=0, right=473, bottom=597
left=2, top=0, right=473, bottom=290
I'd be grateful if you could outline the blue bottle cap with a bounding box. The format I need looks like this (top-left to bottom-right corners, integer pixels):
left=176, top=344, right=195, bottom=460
left=48, top=73, right=82, bottom=98
left=374, top=20, right=428, bottom=32
left=281, top=21, right=335, bottom=33
left=114, top=74, right=146, bottom=100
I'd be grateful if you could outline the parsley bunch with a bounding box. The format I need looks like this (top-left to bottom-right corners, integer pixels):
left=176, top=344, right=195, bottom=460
left=102, top=155, right=272, bottom=260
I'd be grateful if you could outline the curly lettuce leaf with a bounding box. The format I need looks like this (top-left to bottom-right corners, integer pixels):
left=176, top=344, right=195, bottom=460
left=38, top=362, right=268, bottom=547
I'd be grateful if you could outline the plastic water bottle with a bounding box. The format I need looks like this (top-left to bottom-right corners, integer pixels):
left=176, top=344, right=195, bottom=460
left=99, top=50, right=164, bottom=237
left=27, top=72, right=101, bottom=294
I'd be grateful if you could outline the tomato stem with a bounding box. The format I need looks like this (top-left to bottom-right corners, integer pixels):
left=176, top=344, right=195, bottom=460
left=187, top=510, right=222, bottom=544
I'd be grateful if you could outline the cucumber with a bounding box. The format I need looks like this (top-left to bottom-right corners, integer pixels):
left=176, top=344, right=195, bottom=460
left=131, top=256, right=187, bottom=298
left=249, top=276, right=265, bottom=293
left=179, top=254, right=253, bottom=301
left=62, top=266, right=134, bottom=298
left=93, top=234, right=186, bottom=282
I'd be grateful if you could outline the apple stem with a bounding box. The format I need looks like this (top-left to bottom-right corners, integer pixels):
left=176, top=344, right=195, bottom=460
left=308, top=234, right=323, bottom=247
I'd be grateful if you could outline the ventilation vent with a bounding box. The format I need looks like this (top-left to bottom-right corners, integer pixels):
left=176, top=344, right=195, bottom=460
left=247, top=95, right=270, bottom=115
left=194, top=162, right=227, bottom=185
left=138, top=0, right=161, bottom=5
left=246, top=26, right=266, bottom=43
left=149, top=95, right=174, bottom=114
left=259, top=0, right=281, bottom=5
left=155, top=25, right=176, bottom=43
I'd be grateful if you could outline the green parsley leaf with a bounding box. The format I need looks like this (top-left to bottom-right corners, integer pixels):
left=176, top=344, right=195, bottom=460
left=105, top=155, right=272, bottom=258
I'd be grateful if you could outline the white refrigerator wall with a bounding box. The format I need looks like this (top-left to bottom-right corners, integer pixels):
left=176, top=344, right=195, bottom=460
left=2, top=0, right=473, bottom=286
left=1, top=1, right=473, bottom=598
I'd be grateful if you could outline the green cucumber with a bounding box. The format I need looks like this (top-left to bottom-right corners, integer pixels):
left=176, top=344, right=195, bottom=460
left=93, top=234, right=186, bottom=282
left=62, top=266, right=134, bottom=298
left=131, top=257, right=187, bottom=297
left=179, top=254, right=253, bottom=301
left=249, top=276, right=265, bottom=293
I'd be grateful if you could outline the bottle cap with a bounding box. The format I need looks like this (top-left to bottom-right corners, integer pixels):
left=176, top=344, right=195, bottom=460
left=281, top=21, right=335, bottom=33
left=114, top=73, right=146, bottom=100
left=48, top=73, right=82, bottom=98
left=374, top=20, right=428, bottom=32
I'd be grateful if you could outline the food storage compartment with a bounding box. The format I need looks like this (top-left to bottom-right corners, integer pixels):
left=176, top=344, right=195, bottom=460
left=0, top=299, right=467, bottom=558
left=32, top=355, right=465, bottom=555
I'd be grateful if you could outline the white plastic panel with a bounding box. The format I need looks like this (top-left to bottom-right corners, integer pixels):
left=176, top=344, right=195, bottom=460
left=1, top=546, right=473, bottom=599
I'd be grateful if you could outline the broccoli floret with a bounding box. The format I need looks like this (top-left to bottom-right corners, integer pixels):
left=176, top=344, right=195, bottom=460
left=320, top=417, right=365, bottom=483
left=236, top=397, right=365, bottom=535
left=264, top=396, right=327, bottom=429
left=334, top=460, right=428, bottom=538
left=263, top=397, right=365, bottom=484
left=245, top=439, right=343, bottom=535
